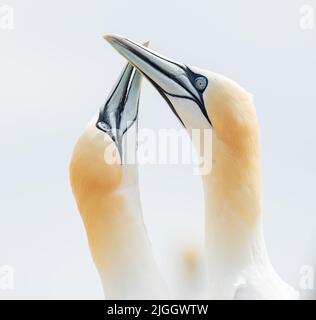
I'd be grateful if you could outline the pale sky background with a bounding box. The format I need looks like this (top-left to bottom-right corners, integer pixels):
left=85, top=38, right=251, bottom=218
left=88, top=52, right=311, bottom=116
left=0, top=0, right=315, bottom=299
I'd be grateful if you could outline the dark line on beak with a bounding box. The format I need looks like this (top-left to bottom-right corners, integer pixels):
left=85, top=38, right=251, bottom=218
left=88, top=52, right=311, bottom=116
left=105, top=64, right=131, bottom=109
left=111, top=37, right=212, bottom=127
left=117, top=39, right=200, bottom=99
left=145, top=75, right=186, bottom=128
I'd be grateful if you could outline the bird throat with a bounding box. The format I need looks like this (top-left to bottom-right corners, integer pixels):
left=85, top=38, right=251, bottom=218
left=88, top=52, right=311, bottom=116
left=200, top=131, right=265, bottom=297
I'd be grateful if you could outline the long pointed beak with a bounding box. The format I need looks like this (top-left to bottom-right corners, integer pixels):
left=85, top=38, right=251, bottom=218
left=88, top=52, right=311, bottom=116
left=96, top=41, right=149, bottom=159
left=104, top=34, right=211, bottom=126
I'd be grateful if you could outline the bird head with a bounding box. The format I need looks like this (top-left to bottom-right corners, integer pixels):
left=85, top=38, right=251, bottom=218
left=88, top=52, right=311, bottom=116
left=96, top=41, right=149, bottom=160
left=70, top=121, right=122, bottom=199
left=70, top=45, right=148, bottom=199
left=104, top=35, right=258, bottom=150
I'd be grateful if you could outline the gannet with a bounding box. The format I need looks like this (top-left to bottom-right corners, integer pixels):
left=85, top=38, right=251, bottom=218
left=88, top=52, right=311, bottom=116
left=69, top=44, right=168, bottom=299
left=104, top=35, right=299, bottom=300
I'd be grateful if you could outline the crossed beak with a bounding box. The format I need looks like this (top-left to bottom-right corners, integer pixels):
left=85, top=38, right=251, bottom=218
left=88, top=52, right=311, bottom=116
left=104, top=34, right=211, bottom=127
left=96, top=42, right=150, bottom=159
left=96, top=63, right=141, bottom=159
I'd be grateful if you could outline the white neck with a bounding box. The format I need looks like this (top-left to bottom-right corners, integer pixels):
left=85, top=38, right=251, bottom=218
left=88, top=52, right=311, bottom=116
left=198, top=131, right=297, bottom=299
left=71, top=122, right=168, bottom=299
left=99, top=165, right=168, bottom=299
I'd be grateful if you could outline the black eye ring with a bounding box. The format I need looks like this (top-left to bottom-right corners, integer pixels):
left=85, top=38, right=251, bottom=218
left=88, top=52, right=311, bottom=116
left=194, top=76, right=208, bottom=91
left=97, top=121, right=110, bottom=132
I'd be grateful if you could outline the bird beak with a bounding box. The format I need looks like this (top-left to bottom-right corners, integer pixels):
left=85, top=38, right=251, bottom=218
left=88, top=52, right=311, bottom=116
left=104, top=34, right=211, bottom=127
left=96, top=41, right=149, bottom=159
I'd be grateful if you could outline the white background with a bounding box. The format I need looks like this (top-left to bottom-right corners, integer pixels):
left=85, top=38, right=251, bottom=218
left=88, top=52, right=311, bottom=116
left=0, top=0, right=315, bottom=299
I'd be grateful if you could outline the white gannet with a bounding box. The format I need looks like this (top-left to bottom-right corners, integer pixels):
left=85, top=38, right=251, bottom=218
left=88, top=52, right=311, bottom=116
left=69, top=46, right=168, bottom=299
left=105, top=35, right=299, bottom=300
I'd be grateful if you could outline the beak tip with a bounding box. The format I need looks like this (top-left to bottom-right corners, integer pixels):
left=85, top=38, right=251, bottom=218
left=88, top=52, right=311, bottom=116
left=103, top=34, right=112, bottom=42
left=103, top=33, right=126, bottom=45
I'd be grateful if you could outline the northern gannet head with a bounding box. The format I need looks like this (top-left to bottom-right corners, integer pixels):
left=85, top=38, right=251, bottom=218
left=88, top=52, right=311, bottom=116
left=96, top=41, right=149, bottom=162
left=96, top=63, right=142, bottom=160
left=70, top=59, right=144, bottom=198
left=104, top=35, right=258, bottom=149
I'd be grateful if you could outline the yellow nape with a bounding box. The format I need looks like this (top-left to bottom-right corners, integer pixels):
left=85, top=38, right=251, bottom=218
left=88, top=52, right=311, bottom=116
left=204, top=74, right=259, bottom=155
left=70, top=123, right=122, bottom=203
left=69, top=123, right=126, bottom=269
left=202, top=74, right=262, bottom=232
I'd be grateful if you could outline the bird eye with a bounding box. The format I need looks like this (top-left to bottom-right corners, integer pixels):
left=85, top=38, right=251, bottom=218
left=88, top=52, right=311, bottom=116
left=97, top=121, right=110, bottom=132
left=194, top=76, right=207, bottom=91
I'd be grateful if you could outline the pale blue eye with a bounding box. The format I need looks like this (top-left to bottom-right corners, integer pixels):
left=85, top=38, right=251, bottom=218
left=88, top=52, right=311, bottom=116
left=194, top=76, right=207, bottom=91
left=97, top=121, right=110, bottom=132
